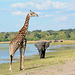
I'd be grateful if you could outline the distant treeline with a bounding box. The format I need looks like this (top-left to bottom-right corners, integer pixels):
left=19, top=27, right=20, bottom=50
left=0, top=29, right=75, bottom=42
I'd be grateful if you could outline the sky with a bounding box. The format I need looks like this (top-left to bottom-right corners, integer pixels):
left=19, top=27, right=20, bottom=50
left=0, top=0, right=75, bottom=32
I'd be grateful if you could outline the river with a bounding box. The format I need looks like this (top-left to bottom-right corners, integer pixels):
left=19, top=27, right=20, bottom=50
left=0, top=43, right=75, bottom=64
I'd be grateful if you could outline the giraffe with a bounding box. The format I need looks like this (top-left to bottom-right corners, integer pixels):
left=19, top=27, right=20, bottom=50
left=9, top=10, right=38, bottom=72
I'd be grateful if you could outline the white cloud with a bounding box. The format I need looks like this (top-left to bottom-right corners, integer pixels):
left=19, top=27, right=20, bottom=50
left=12, top=11, right=28, bottom=16
left=11, top=1, right=66, bottom=10
left=66, top=1, right=75, bottom=10
left=11, top=1, right=75, bottom=11
left=55, top=16, right=68, bottom=22
left=11, top=1, right=51, bottom=10
left=45, top=15, right=53, bottom=17
left=52, top=1, right=67, bottom=9
left=11, top=3, right=24, bottom=8
left=40, top=14, right=53, bottom=17
left=53, top=1, right=75, bottom=10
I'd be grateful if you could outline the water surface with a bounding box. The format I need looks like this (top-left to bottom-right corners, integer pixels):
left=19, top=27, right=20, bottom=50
left=0, top=43, right=75, bottom=64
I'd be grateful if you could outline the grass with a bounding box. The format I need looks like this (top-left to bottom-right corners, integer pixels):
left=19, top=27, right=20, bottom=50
left=0, top=41, right=10, bottom=44
left=0, top=46, right=75, bottom=75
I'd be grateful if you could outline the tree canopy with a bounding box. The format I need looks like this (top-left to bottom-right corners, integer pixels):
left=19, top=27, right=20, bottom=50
left=0, top=29, right=75, bottom=41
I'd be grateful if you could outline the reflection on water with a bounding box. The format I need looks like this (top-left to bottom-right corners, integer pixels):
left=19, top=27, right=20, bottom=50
left=0, top=43, right=75, bottom=64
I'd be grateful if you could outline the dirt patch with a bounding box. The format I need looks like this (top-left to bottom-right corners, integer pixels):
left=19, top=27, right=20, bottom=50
left=13, top=61, right=75, bottom=75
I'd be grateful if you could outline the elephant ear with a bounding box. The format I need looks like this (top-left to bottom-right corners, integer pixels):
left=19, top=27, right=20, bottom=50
left=35, top=42, right=45, bottom=50
left=45, top=42, right=50, bottom=49
left=35, top=42, right=41, bottom=50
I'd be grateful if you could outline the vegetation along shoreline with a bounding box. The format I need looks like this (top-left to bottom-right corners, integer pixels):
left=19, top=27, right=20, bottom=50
left=0, top=29, right=75, bottom=42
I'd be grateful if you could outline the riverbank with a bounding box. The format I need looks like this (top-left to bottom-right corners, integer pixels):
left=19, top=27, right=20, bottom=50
left=0, top=40, right=75, bottom=45
left=0, top=46, right=75, bottom=75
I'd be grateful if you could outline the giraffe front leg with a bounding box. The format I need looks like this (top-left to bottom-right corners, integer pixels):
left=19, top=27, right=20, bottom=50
left=22, top=39, right=27, bottom=70
left=20, top=48, right=22, bottom=70
left=22, top=46, right=25, bottom=70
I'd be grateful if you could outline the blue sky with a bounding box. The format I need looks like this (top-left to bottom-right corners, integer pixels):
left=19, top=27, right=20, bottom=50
left=0, top=0, right=75, bottom=32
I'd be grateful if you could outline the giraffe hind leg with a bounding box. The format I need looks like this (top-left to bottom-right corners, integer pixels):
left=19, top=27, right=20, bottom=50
left=22, top=47, right=25, bottom=70
left=20, top=48, right=22, bottom=70
left=9, top=55, right=13, bottom=72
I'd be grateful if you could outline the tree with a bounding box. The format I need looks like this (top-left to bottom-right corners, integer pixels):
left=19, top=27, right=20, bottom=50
left=47, top=30, right=53, bottom=35
left=33, top=30, right=41, bottom=32
left=34, top=33, right=41, bottom=39
left=64, top=31, right=71, bottom=38
left=53, top=32, right=58, bottom=35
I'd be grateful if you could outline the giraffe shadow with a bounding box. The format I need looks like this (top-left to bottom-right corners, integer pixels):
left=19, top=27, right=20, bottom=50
left=24, top=65, right=42, bottom=70
left=24, top=56, right=55, bottom=71
left=22, top=56, right=55, bottom=71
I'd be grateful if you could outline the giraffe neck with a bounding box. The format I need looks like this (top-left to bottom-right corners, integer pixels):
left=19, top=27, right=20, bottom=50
left=18, top=14, right=30, bottom=37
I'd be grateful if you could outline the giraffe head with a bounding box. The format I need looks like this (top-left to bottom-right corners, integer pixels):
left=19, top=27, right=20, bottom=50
left=29, top=10, right=38, bottom=17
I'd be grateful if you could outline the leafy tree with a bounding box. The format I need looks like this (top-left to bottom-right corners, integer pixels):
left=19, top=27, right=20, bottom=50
left=5, top=35, right=8, bottom=39
left=64, top=31, right=71, bottom=38
left=53, top=32, right=58, bottom=35
left=33, top=30, right=41, bottom=32
left=34, top=33, right=41, bottom=39
left=47, top=30, right=53, bottom=35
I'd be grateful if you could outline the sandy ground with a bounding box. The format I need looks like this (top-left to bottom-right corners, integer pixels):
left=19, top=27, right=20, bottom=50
left=13, top=61, right=75, bottom=75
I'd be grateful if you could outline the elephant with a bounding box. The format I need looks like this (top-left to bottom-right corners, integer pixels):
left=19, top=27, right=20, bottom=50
left=60, top=40, right=63, bottom=42
left=35, top=41, right=50, bottom=59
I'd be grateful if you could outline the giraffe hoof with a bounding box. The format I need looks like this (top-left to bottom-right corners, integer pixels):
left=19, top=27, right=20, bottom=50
left=22, top=67, right=25, bottom=70
left=19, top=68, right=22, bottom=71
left=22, top=68, right=25, bottom=70
left=9, top=69, right=12, bottom=72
